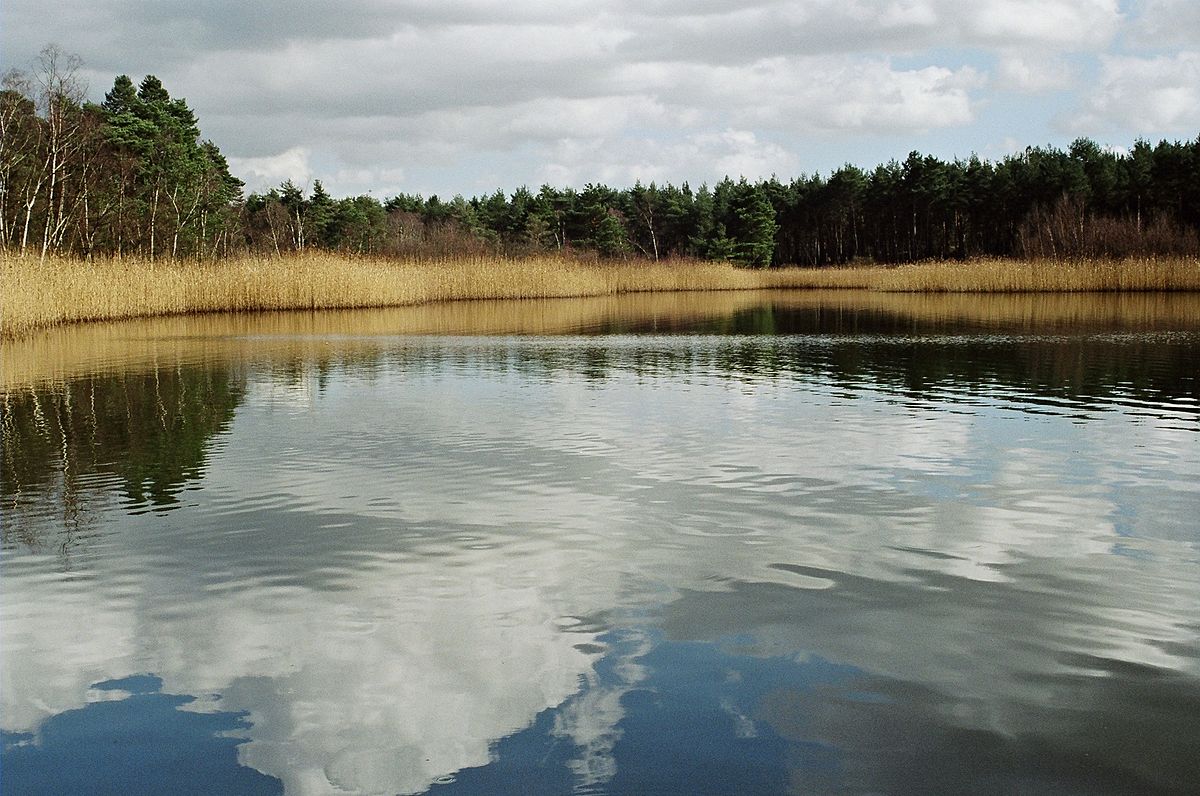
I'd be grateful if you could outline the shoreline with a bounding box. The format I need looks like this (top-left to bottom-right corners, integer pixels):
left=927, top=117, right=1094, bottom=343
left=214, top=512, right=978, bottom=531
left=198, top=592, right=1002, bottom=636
left=9, top=289, right=1200, bottom=396
left=7, top=289, right=1199, bottom=392
left=3, top=253, right=1199, bottom=340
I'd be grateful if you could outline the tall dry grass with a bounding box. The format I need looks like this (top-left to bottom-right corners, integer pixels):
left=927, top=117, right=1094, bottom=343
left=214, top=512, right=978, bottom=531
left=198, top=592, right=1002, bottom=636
left=870, top=256, right=1200, bottom=293
left=7, top=289, right=1198, bottom=392
left=0, top=252, right=867, bottom=339
left=2, top=252, right=1198, bottom=339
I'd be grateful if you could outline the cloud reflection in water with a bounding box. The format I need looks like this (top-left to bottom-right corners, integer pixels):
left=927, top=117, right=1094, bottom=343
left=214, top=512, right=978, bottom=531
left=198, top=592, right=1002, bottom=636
left=3, top=296, right=1199, bottom=793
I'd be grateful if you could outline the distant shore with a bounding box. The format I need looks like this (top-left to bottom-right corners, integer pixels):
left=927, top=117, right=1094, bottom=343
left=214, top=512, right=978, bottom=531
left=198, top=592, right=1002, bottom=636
left=2, top=253, right=1198, bottom=339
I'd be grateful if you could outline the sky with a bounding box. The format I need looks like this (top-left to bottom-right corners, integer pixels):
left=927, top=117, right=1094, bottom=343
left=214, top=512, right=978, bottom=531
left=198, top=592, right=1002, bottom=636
left=4, top=0, right=1199, bottom=198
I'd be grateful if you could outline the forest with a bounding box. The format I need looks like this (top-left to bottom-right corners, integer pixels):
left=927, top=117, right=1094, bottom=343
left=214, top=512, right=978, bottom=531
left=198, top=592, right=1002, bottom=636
left=3, top=47, right=1199, bottom=267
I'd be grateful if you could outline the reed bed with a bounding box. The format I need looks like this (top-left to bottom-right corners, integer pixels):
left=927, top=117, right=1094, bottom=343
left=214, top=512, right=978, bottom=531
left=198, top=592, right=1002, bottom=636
left=0, top=253, right=858, bottom=339
left=870, top=256, right=1200, bottom=293
left=6, top=289, right=1199, bottom=391
left=3, top=252, right=1198, bottom=339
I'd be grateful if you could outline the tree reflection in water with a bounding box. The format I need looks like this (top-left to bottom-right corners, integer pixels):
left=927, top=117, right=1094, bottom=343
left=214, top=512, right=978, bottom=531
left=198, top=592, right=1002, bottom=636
left=2, top=292, right=1198, bottom=794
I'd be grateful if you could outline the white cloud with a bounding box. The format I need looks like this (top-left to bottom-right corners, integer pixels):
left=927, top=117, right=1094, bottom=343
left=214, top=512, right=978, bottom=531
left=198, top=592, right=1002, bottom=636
left=205, top=50, right=981, bottom=193
left=620, top=57, right=981, bottom=133
left=227, top=147, right=313, bottom=192
left=329, top=166, right=408, bottom=198
left=534, top=129, right=800, bottom=187
left=6, top=334, right=1200, bottom=793
left=994, top=49, right=1076, bottom=92
left=964, top=0, right=1121, bottom=49
left=1072, top=52, right=1200, bottom=133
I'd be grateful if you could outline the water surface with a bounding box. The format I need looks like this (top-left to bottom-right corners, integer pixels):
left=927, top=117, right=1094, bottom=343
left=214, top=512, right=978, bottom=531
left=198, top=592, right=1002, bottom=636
left=3, top=291, right=1199, bottom=794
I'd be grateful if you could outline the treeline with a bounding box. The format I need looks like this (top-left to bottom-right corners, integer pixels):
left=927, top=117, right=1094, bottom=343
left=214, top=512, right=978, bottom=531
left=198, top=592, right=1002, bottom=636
left=1, top=48, right=243, bottom=259
left=288, top=143, right=1200, bottom=264
left=3, top=48, right=1199, bottom=265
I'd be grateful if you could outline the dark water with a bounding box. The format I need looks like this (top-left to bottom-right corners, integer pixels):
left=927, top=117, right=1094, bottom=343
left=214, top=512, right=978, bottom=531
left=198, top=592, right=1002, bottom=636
left=3, top=292, right=1199, bottom=795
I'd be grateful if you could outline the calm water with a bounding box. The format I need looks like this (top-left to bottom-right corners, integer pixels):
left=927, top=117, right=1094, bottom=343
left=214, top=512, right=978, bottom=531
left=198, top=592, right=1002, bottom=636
left=3, top=291, right=1199, bottom=795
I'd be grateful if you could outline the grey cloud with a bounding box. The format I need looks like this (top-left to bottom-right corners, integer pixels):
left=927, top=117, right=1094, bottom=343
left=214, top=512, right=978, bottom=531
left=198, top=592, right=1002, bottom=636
left=615, top=4, right=937, bottom=64
left=612, top=0, right=788, bottom=17
left=121, top=0, right=415, bottom=47
left=1128, top=0, right=1200, bottom=48
left=616, top=0, right=1121, bottom=65
left=2, top=0, right=603, bottom=79
left=6, top=0, right=603, bottom=62
left=0, top=0, right=1169, bottom=197
left=167, top=23, right=628, bottom=121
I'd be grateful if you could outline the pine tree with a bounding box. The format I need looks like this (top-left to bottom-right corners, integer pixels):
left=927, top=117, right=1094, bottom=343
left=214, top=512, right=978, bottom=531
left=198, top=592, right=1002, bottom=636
left=307, top=180, right=336, bottom=249
left=731, top=182, right=777, bottom=267
left=594, top=210, right=631, bottom=258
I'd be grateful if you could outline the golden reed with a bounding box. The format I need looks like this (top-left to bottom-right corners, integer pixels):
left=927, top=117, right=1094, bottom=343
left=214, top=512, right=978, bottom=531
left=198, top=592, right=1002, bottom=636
left=3, top=252, right=1198, bottom=339
left=8, top=290, right=1200, bottom=392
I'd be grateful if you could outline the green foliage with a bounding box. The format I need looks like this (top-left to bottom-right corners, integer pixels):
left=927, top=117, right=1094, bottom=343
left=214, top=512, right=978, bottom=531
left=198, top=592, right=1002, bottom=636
left=705, top=225, right=737, bottom=261
left=730, top=181, right=778, bottom=267
left=230, top=133, right=1199, bottom=263
left=3, top=47, right=1198, bottom=264
left=336, top=195, right=388, bottom=252
left=306, top=180, right=336, bottom=248
left=593, top=210, right=631, bottom=258
left=91, top=73, right=242, bottom=257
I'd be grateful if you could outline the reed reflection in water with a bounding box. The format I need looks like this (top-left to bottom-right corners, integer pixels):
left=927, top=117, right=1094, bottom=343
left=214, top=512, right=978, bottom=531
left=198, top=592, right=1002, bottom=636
left=3, top=291, right=1199, bottom=794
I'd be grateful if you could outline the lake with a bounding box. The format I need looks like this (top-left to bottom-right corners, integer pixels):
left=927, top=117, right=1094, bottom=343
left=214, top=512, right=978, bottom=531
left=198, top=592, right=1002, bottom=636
left=3, top=290, right=1199, bottom=795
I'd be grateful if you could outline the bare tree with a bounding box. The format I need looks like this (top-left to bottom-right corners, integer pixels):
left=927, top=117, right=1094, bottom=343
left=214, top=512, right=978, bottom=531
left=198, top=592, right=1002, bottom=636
left=0, top=69, right=39, bottom=249
left=31, top=45, right=89, bottom=259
